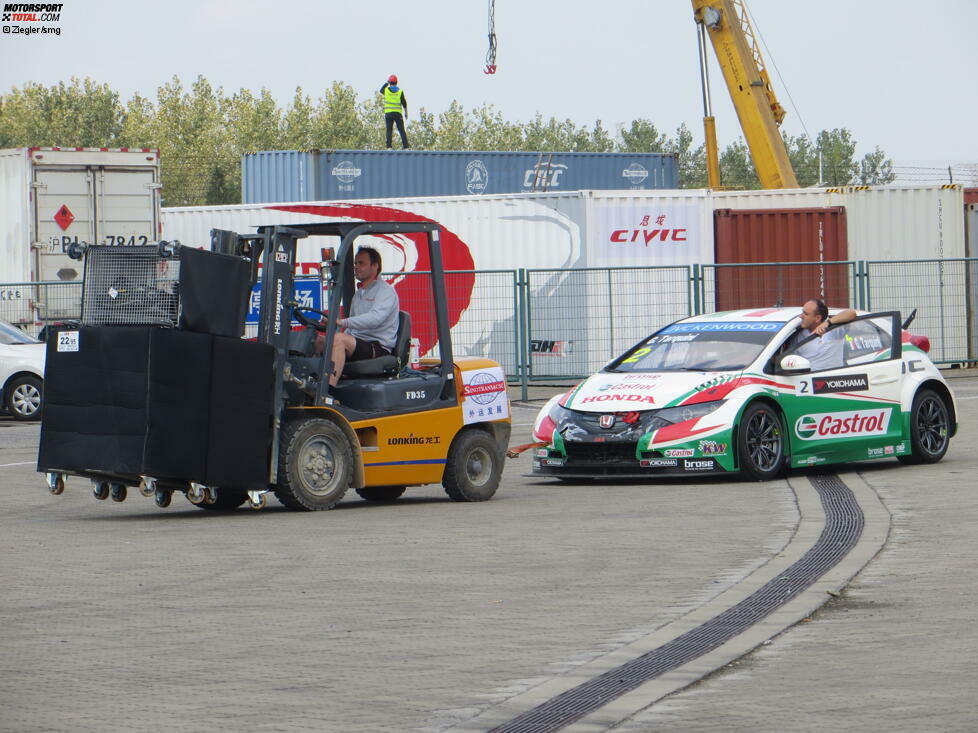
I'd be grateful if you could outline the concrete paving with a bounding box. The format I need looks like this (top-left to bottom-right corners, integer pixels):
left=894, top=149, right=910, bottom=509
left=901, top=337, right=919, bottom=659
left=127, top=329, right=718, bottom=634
left=0, top=370, right=974, bottom=732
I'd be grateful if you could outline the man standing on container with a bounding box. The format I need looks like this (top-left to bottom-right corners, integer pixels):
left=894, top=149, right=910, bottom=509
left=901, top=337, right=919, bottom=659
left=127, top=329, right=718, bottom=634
left=380, top=75, right=410, bottom=150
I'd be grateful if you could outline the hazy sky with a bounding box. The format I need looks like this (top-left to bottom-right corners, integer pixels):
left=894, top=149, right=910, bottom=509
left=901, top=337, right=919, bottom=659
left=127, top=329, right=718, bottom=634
left=2, top=1, right=975, bottom=183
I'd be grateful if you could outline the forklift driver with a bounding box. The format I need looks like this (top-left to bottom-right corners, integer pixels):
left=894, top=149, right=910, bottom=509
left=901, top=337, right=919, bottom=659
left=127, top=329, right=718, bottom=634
left=323, top=246, right=400, bottom=387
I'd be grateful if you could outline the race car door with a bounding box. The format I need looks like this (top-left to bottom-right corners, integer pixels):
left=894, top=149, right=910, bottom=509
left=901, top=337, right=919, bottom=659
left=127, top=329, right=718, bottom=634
left=777, top=312, right=904, bottom=468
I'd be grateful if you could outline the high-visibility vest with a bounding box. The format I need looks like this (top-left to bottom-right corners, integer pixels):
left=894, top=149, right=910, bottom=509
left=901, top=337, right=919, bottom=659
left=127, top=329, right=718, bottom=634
left=383, top=87, right=404, bottom=114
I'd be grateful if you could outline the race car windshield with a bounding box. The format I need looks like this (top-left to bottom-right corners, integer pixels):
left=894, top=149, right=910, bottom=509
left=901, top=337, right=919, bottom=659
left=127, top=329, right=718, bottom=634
left=607, top=321, right=784, bottom=372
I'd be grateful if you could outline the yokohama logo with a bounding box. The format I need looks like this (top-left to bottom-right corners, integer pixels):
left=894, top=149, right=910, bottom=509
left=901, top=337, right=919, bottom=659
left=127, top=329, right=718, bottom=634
left=794, top=409, right=891, bottom=441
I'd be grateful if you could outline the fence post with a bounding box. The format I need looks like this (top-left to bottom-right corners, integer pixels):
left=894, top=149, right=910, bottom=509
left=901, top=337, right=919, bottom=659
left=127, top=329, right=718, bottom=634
left=517, top=268, right=529, bottom=402
left=691, top=264, right=702, bottom=316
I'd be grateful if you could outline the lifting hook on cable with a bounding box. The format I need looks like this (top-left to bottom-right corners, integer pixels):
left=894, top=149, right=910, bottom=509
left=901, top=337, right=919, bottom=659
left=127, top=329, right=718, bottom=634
left=484, top=0, right=497, bottom=74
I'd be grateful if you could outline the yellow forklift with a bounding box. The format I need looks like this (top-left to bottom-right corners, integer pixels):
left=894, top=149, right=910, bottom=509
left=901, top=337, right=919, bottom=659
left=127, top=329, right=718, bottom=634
left=39, top=221, right=511, bottom=511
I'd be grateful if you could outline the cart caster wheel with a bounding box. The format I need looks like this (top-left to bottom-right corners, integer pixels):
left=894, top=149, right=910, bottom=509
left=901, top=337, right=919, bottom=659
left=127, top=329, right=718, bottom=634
left=93, top=481, right=110, bottom=500
left=203, top=487, right=218, bottom=505
left=139, top=476, right=157, bottom=498
left=187, top=483, right=206, bottom=505
left=247, top=491, right=267, bottom=510
left=154, top=489, right=172, bottom=508
left=110, top=483, right=127, bottom=502
left=48, top=474, right=65, bottom=495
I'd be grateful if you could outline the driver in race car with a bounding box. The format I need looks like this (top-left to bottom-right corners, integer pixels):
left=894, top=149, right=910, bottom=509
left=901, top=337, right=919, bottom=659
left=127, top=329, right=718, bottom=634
left=323, top=246, right=399, bottom=387
left=786, top=299, right=857, bottom=371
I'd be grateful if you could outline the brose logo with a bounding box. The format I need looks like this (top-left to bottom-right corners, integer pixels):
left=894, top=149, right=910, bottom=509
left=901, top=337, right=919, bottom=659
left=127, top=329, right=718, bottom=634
left=794, top=408, right=892, bottom=441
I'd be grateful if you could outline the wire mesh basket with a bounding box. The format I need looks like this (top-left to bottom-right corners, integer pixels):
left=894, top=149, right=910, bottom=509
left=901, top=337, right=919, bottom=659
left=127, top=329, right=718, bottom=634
left=80, top=246, right=181, bottom=327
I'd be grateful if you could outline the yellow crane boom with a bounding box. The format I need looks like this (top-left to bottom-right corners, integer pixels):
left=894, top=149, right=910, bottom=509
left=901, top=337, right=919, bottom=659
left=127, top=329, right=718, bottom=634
left=692, top=0, right=798, bottom=189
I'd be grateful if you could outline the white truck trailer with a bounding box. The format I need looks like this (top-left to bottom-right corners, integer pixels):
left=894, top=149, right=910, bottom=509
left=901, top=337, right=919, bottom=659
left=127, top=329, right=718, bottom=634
left=0, top=147, right=161, bottom=325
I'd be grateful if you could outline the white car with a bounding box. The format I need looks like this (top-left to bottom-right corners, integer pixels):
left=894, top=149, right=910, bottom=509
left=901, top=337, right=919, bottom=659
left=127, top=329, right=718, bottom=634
left=0, top=321, right=45, bottom=421
left=531, top=308, right=956, bottom=480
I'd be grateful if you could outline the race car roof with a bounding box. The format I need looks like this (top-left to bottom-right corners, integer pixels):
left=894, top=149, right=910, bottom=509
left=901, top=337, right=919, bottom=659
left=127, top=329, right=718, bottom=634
left=678, top=307, right=862, bottom=325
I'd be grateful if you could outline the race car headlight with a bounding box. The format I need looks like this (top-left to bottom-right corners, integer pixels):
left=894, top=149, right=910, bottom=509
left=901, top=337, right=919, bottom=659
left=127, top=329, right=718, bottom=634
left=647, top=400, right=726, bottom=429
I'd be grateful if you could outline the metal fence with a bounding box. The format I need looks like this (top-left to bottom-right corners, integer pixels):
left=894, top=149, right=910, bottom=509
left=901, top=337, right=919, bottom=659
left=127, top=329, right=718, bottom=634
left=3, top=258, right=975, bottom=389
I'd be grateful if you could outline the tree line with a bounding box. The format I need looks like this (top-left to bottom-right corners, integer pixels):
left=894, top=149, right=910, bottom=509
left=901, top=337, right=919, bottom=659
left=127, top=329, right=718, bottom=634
left=0, top=76, right=895, bottom=207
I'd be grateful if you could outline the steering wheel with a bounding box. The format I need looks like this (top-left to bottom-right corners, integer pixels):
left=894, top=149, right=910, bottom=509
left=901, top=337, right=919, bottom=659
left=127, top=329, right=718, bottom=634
left=292, top=305, right=329, bottom=332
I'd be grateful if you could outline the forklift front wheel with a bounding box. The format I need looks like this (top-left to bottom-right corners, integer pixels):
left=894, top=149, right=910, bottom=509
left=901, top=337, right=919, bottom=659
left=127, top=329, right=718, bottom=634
left=443, top=429, right=502, bottom=502
left=275, top=418, right=352, bottom=511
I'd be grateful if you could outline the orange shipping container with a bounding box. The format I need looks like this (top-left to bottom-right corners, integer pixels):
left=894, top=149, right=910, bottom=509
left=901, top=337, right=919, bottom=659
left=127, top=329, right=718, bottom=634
left=713, top=207, right=849, bottom=311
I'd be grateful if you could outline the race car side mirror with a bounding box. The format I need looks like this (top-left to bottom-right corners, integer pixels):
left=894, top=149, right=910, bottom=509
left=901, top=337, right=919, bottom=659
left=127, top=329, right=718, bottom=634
left=778, top=354, right=812, bottom=375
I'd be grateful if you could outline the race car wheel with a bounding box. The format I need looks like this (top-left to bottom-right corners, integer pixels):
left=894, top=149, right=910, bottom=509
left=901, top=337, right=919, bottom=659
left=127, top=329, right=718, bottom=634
left=738, top=402, right=786, bottom=481
left=898, top=388, right=950, bottom=465
left=5, top=375, right=42, bottom=421
left=356, top=486, right=406, bottom=502
left=443, top=429, right=502, bottom=502
left=195, top=489, right=249, bottom=511
left=275, top=418, right=351, bottom=510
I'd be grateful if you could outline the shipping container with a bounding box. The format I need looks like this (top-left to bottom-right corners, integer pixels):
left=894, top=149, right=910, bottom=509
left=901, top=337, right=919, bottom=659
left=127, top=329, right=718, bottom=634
left=964, top=188, right=978, bottom=206
left=712, top=185, right=966, bottom=261
left=0, top=147, right=161, bottom=325
left=242, top=149, right=679, bottom=203
left=713, top=207, right=849, bottom=310
left=162, top=184, right=969, bottom=374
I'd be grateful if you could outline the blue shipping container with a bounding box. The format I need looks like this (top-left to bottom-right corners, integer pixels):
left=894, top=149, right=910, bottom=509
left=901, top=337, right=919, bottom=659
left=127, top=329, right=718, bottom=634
left=242, top=149, right=679, bottom=203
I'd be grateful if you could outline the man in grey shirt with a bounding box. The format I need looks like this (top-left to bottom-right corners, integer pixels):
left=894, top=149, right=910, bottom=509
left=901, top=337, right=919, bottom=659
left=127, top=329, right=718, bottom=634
left=327, top=246, right=400, bottom=387
left=787, top=299, right=857, bottom=371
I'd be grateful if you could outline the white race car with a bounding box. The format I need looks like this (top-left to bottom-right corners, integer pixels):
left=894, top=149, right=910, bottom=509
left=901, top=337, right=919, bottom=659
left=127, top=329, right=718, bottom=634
left=531, top=308, right=956, bottom=480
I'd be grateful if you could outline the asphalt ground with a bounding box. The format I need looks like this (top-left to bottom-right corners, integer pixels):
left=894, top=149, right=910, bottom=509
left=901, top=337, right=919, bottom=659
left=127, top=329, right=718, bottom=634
left=1, top=370, right=975, bottom=732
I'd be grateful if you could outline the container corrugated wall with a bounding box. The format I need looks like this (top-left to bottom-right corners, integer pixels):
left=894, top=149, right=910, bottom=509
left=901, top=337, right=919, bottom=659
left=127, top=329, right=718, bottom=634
left=713, top=207, right=849, bottom=310
left=241, top=150, right=313, bottom=204
left=712, top=185, right=966, bottom=261
left=242, top=149, right=679, bottom=203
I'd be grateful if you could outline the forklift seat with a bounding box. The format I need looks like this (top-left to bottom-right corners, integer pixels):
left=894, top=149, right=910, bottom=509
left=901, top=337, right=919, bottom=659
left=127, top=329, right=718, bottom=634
left=343, top=311, right=411, bottom=378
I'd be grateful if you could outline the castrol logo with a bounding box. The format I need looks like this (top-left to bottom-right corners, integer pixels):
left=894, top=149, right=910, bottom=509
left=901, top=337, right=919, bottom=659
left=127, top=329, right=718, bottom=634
left=794, top=409, right=891, bottom=441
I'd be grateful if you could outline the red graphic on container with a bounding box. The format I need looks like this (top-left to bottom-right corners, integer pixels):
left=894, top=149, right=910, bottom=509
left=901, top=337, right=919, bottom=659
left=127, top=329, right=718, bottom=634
left=269, top=203, right=475, bottom=356
left=54, top=205, right=74, bottom=230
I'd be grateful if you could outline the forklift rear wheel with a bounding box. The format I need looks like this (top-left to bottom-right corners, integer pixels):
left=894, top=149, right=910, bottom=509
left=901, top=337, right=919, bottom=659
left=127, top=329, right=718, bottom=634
left=356, top=486, right=406, bottom=502
left=196, top=489, right=248, bottom=511
left=443, top=429, right=502, bottom=502
left=275, top=418, right=352, bottom=511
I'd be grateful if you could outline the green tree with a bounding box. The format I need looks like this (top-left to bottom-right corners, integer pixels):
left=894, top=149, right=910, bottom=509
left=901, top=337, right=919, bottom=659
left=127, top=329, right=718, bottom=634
left=857, top=146, right=896, bottom=185
left=617, top=119, right=668, bottom=153
left=469, top=104, right=522, bottom=151
left=282, top=88, right=317, bottom=150
left=436, top=101, right=470, bottom=150
left=314, top=82, right=370, bottom=149
left=0, top=77, right=124, bottom=147
left=718, top=138, right=758, bottom=189
left=666, top=123, right=707, bottom=188
left=816, top=128, right=859, bottom=186
left=783, top=132, right=819, bottom=186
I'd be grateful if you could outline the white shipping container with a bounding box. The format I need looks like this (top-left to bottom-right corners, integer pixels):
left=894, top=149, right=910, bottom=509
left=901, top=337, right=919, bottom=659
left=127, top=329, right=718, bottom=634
left=164, top=193, right=592, bottom=368
left=711, top=185, right=966, bottom=261
left=0, top=147, right=162, bottom=291
left=162, top=184, right=968, bottom=371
